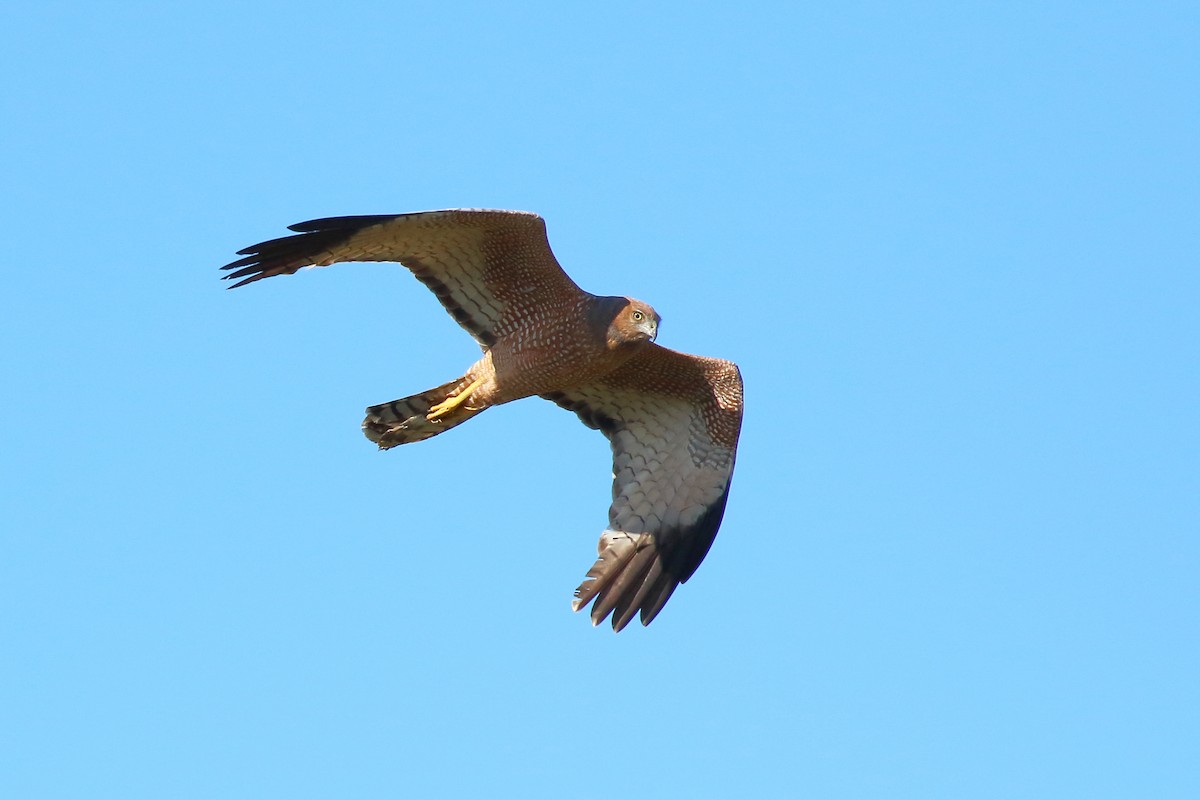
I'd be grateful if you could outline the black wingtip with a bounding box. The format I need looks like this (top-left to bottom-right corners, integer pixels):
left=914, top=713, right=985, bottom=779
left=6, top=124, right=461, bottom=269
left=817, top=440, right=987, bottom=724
left=219, top=215, right=405, bottom=289
left=221, top=254, right=261, bottom=272
left=286, top=214, right=399, bottom=234
left=222, top=273, right=265, bottom=289
left=218, top=260, right=273, bottom=288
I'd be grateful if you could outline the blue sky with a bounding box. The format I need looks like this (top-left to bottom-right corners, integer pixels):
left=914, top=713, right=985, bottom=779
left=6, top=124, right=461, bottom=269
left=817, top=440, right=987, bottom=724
left=2, top=1, right=1197, bottom=797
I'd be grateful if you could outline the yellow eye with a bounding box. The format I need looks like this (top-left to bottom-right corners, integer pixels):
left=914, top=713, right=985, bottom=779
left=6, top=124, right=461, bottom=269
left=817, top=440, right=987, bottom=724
left=632, top=310, right=644, bottom=322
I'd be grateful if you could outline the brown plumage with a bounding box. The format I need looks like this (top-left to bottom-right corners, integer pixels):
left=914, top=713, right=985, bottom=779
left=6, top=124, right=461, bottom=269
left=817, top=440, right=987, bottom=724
left=222, top=209, right=743, bottom=631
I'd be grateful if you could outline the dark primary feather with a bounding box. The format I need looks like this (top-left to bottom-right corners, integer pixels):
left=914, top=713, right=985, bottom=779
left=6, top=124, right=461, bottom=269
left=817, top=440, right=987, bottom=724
left=285, top=215, right=400, bottom=234
left=220, top=215, right=400, bottom=288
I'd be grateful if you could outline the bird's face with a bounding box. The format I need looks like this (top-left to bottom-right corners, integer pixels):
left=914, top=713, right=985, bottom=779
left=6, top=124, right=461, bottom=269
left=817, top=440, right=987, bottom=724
left=613, top=299, right=660, bottom=345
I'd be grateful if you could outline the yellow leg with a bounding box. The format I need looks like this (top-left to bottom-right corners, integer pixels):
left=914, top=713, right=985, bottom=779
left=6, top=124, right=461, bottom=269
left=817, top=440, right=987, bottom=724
left=426, top=375, right=487, bottom=421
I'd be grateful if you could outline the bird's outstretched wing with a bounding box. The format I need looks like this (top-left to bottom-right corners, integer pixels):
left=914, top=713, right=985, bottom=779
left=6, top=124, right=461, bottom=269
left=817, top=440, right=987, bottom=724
left=543, top=344, right=743, bottom=631
left=221, top=209, right=585, bottom=347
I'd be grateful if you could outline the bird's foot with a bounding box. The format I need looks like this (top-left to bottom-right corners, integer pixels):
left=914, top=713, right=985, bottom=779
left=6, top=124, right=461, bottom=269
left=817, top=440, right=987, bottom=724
left=426, top=375, right=487, bottom=421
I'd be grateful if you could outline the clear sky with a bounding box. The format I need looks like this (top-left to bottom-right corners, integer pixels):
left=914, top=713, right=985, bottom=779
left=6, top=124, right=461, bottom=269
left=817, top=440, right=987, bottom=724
left=2, top=2, right=1197, bottom=798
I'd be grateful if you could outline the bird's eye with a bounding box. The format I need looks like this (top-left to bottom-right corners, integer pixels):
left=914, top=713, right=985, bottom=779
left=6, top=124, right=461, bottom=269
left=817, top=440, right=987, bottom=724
left=632, top=310, right=644, bottom=322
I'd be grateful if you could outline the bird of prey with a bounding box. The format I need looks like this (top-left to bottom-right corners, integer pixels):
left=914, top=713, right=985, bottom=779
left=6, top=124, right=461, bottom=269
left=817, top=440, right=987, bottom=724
left=222, top=209, right=743, bottom=631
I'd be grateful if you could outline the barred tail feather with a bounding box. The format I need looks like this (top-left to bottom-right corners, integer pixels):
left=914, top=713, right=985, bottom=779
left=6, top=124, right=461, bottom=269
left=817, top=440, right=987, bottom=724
left=362, top=376, right=486, bottom=448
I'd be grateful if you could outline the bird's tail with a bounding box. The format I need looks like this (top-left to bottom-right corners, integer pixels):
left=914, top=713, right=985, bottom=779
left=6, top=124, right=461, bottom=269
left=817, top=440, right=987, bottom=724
left=362, top=375, right=487, bottom=449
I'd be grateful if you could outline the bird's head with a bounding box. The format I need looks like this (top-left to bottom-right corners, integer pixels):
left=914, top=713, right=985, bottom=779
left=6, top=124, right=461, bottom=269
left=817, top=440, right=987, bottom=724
left=625, top=299, right=660, bottom=341
left=588, top=295, right=660, bottom=351
left=611, top=298, right=659, bottom=347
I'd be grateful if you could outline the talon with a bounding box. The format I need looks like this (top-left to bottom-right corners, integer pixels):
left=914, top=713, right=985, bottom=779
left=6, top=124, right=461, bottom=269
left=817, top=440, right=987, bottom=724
left=426, top=375, right=486, bottom=421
